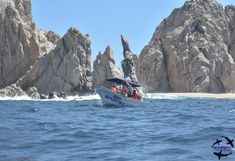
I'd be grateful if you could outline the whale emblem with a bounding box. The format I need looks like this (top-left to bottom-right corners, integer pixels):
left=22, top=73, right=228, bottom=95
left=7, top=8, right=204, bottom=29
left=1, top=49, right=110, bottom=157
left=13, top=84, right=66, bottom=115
left=211, top=139, right=222, bottom=147
left=213, top=150, right=232, bottom=160
left=222, top=136, right=234, bottom=148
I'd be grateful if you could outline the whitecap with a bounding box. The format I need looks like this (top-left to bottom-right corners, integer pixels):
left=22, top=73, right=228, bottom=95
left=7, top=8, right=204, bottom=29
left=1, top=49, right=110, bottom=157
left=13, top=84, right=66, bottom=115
left=0, top=95, right=32, bottom=101
left=229, top=109, right=235, bottom=113
left=0, top=94, right=101, bottom=101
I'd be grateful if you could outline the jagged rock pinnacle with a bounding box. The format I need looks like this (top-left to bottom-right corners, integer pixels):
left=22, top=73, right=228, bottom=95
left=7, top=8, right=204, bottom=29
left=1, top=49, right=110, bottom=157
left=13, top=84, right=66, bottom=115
left=121, top=35, right=138, bottom=82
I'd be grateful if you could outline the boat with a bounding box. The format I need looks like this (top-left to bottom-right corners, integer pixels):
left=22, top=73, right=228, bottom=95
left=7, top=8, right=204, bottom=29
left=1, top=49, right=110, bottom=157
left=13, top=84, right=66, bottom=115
left=96, top=77, right=147, bottom=106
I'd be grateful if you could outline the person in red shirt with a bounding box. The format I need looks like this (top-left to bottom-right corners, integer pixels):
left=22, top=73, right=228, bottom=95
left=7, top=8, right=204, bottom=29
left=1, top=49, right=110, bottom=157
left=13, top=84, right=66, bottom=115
left=132, top=89, right=137, bottom=99
left=131, top=89, right=141, bottom=100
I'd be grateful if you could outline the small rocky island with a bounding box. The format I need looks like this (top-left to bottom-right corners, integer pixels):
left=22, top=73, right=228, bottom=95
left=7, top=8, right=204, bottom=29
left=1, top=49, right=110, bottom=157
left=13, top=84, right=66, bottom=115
left=0, top=0, right=235, bottom=98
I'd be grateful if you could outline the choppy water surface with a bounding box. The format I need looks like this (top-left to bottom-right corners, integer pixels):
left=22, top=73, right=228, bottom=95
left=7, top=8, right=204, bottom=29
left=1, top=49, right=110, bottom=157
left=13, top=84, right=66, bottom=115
left=1, top=94, right=235, bottom=161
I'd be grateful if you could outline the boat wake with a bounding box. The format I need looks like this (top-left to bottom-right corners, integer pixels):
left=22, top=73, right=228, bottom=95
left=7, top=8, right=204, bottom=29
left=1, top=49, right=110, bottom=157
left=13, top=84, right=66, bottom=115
left=145, top=93, right=182, bottom=100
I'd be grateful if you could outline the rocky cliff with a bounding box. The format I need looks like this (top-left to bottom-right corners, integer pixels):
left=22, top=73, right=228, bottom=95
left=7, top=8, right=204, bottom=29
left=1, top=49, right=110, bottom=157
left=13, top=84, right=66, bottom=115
left=17, top=28, right=93, bottom=94
left=121, top=35, right=138, bottom=82
left=226, top=5, right=235, bottom=59
left=93, top=46, right=123, bottom=87
left=0, top=0, right=93, bottom=96
left=136, top=0, right=235, bottom=92
left=0, top=0, right=40, bottom=88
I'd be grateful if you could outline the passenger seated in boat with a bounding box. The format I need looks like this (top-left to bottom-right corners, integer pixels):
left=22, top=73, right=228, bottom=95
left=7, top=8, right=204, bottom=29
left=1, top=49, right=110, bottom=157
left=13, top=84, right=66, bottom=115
left=111, top=85, right=118, bottom=93
left=121, top=86, right=127, bottom=97
left=131, top=89, right=142, bottom=100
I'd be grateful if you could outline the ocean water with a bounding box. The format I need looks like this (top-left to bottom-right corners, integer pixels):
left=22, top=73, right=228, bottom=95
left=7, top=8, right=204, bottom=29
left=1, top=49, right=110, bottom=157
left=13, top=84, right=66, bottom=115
left=0, top=94, right=235, bottom=161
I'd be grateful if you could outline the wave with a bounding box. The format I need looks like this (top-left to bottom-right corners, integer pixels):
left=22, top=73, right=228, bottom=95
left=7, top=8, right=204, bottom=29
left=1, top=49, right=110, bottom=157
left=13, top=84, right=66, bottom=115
left=0, top=94, right=100, bottom=101
left=229, top=109, right=235, bottom=113
left=0, top=95, right=32, bottom=101
left=0, top=93, right=185, bottom=101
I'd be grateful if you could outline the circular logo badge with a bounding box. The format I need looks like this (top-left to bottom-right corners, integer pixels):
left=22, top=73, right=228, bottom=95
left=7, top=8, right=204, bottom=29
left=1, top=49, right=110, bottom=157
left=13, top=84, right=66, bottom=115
left=212, top=136, right=233, bottom=160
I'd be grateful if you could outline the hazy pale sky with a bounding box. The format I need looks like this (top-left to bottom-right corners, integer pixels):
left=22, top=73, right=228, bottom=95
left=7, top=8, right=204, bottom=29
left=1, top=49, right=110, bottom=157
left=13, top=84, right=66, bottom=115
left=32, top=0, right=235, bottom=67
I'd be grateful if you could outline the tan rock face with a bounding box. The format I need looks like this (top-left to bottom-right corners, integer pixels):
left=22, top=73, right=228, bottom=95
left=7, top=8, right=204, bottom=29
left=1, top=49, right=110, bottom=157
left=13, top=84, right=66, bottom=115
left=17, top=28, right=93, bottom=94
left=0, top=0, right=40, bottom=88
left=93, top=46, right=123, bottom=88
left=36, top=29, right=61, bottom=55
left=0, top=0, right=93, bottom=95
left=0, top=84, right=26, bottom=97
left=226, top=5, right=235, bottom=60
left=137, top=0, right=235, bottom=92
left=121, top=35, right=138, bottom=82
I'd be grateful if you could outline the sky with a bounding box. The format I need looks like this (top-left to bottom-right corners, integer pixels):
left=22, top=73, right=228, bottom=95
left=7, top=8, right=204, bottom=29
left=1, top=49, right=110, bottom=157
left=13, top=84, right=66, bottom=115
left=31, top=0, right=235, bottom=67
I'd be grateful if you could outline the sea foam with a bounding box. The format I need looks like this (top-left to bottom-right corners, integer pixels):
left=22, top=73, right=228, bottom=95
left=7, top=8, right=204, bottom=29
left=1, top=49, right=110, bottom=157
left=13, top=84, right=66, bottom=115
left=0, top=93, right=183, bottom=101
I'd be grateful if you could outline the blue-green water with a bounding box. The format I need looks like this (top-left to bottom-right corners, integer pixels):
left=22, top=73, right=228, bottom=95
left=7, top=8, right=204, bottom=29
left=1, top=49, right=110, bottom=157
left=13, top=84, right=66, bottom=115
left=0, top=95, right=235, bottom=161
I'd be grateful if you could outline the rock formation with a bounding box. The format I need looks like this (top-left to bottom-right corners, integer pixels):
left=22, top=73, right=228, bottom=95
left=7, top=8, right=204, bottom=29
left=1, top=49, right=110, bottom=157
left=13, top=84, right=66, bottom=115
left=2, top=0, right=235, bottom=96
left=0, top=0, right=93, bottom=96
left=0, top=0, right=40, bottom=88
left=136, top=0, right=235, bottom=92
left=93, top=46, right=123, bottom=87
left=17, top=27, right=93, bottom=94
left=25, top=87, right=40, bottom=99
left=36, top=29, right=61, bottom=55
left=226, top=5, right=235, bottom=59
left=0, top=84, right=26, bottom=97
left=121, top=35, right=138, bottom=82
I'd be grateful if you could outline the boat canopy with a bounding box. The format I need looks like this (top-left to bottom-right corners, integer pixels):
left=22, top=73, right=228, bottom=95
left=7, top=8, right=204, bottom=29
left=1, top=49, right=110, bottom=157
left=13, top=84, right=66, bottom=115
left=105, top=77, right=141, bottom=88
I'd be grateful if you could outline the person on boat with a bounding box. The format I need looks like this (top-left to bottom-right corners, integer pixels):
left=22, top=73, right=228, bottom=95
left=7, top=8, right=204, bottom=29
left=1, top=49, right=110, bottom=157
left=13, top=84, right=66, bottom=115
left=111, top=85, right=118, bottom=93
left=121, top=86, right=127, bottom=97
left=131, top=89, right=142, bottom=100
left=131, top=89, right=137, bottom=99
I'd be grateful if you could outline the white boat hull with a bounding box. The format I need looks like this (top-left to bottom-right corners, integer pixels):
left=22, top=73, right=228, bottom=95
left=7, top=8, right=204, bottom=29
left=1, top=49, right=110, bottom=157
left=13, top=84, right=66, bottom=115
left=96, top=86, right=145, bottom=106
